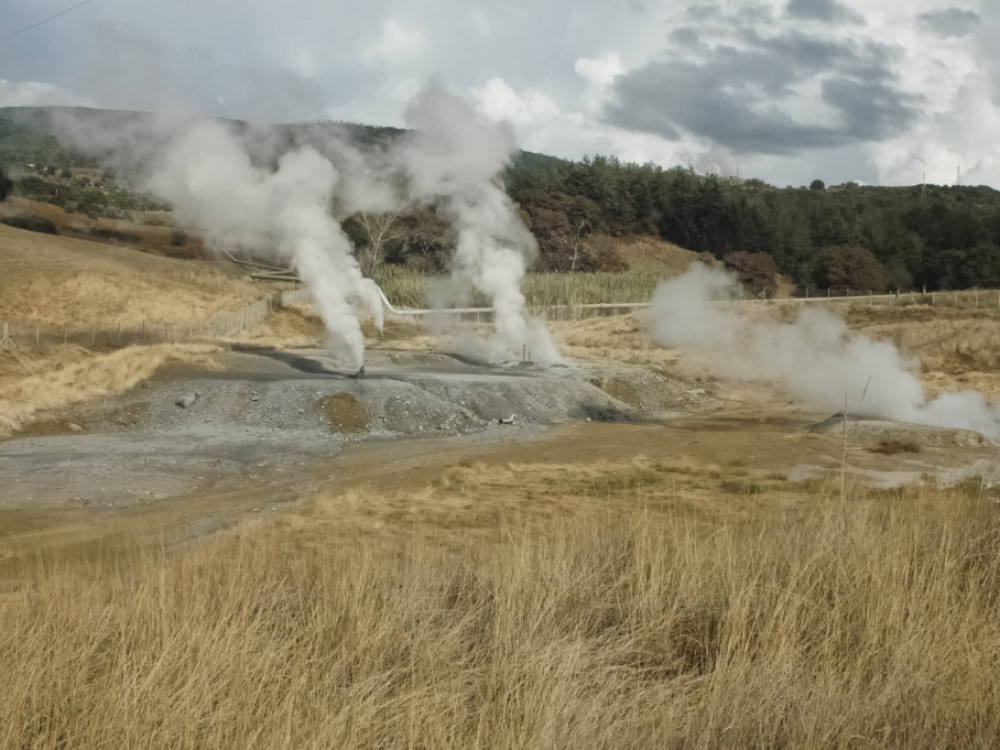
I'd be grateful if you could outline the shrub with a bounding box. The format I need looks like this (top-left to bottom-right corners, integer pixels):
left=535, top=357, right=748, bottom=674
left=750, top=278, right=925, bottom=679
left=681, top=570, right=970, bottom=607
left=723, top=251, right=779, bottom=297
left=814, top=245, right=889, bottom=294
left=1, top=214, right=58, bottom=234
left=0, top=166, right=11, bottom=201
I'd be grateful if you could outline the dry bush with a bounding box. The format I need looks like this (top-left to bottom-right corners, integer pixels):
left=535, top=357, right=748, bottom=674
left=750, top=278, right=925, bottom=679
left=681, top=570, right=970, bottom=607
left=2, top=461, right=999, bottom=748
left=869, top=438, right=922, bottom=455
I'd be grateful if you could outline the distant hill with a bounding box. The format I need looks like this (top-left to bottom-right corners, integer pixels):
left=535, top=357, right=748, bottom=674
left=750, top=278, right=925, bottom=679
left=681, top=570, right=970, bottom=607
left=5, top=106, right=1000, bottom=290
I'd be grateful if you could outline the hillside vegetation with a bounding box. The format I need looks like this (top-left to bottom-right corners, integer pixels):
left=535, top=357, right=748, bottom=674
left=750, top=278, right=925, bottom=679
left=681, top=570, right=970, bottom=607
left=4, top=107, right=1000, bottom=291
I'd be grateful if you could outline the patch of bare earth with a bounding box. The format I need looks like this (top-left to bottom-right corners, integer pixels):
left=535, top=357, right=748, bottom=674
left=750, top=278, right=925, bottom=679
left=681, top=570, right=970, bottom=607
left=320, top=392, right=371, bottom=433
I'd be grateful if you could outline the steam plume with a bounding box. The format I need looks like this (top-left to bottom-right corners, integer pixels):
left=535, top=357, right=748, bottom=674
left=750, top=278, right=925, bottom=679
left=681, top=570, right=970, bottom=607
left=398, top=81, right=559, bottom=363
left=57, top=113, right=381, bottom=369
left=651, top=264, right=1000, bottom=437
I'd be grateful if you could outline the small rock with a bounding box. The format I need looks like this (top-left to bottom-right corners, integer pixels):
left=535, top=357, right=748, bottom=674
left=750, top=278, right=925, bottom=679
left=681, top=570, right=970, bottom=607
left=68, top=423, right=82, bottom=432
left=175, top=393, right=198, bottom=409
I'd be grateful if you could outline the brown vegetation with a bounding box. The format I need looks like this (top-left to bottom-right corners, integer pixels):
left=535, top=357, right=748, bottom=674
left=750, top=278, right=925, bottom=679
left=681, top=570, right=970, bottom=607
left=0, top=196, right=207, bottom=258
left=1, top=459, right=998, bottom=747
left=0, top=222, right=260, bottom=328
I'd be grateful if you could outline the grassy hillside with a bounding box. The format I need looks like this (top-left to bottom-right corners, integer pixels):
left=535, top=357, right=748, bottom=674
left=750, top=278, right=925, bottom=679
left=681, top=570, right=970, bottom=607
left=0, top=222, right=258, bottom=328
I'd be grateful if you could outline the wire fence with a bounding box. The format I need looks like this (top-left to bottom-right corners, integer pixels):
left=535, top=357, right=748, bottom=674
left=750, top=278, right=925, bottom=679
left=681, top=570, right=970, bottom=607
left=0, top=295, right=281, bottom=352
left=3, top=286, right=999, bottom=354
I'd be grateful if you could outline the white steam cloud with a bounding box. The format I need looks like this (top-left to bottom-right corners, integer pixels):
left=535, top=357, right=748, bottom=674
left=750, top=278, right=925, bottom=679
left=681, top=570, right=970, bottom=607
left=398, top=81, right=559, bottom=363
left=147, top=120, right=382, bottom=369
left=53, top=81, right=560, bottom=366
left=651, top=264, right=1000, bottom=438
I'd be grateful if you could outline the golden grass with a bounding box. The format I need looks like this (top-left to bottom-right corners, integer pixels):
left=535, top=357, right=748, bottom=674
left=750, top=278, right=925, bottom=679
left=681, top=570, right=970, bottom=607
left=2, top=458, right=998, bottom=748
left=375, top=266, right=669, bottom=309
left=234, top=305, right=326, bottom=348
left=0, top=344, right=220, bottom=435
left=0, top=222, right=260, bottom=328
left=846, top=306, right=1000, bottom=397
left=593, top=234, right=699, bottom=274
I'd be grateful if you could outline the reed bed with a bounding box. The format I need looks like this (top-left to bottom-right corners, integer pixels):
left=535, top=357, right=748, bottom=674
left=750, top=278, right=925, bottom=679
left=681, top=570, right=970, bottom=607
left=374, top=266, right=665, bottom=309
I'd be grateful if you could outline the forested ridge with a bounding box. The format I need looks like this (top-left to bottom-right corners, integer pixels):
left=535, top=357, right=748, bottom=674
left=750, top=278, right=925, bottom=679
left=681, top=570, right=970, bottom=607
left=508, top=154, right=1000, bottom=292
left=3, top=106, right=1000, bottom=292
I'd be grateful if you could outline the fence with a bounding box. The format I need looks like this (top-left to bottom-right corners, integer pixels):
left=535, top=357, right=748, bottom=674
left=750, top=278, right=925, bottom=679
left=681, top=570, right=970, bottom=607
left=0, top=295, right=281, bottom=352
left=376, top=288, right=1000, bottom=325
left=4, top=286, right=999, bottom=354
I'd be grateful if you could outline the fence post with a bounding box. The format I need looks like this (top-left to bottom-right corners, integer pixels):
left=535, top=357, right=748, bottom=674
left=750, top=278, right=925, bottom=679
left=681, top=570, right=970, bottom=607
left=0, top=322, right=14, bottom=351
left=35, top=324, right=40, bottom=348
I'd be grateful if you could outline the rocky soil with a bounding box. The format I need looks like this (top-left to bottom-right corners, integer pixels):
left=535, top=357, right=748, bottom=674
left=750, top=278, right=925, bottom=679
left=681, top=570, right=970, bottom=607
left=0, top=347, right=716, bottom=508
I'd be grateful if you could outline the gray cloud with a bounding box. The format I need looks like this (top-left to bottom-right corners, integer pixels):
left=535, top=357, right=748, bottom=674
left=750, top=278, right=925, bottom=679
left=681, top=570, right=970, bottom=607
left=821, top=77, right=920, bottom=140
left=610, top=59, right=842, bottom=152
left=669, top=27, right=701, bottom=47
left=607, top=19, right=919, bottom=155
left=918, top=8, right=980, bottom=38
left=786, top=0, right=863, bottom=24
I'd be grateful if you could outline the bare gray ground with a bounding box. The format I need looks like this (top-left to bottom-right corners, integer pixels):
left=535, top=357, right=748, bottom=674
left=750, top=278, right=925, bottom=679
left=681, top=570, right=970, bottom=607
left=3, top=346, right=998, bottom=512
left=0, top=348, right=709, bottom=508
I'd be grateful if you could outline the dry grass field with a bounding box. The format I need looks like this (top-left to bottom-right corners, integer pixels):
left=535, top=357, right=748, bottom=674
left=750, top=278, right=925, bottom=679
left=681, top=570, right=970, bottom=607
left=0, top=222, right=260, bottom=329
left=2, top=459, right=998, bottom=748
left=4, top=226, right=1000, bottom=747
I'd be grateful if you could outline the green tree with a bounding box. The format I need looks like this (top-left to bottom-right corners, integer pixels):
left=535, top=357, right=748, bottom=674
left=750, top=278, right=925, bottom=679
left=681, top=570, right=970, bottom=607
left=814, top=246, right=889, bottom=293
left=0, top=166, right=11, bottom=201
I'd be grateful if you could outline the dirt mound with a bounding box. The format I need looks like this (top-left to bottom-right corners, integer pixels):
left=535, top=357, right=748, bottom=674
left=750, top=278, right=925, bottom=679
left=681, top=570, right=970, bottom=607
left=809, top=414, right=992, bottom=448
left=321, top=393, right=370, bottom=433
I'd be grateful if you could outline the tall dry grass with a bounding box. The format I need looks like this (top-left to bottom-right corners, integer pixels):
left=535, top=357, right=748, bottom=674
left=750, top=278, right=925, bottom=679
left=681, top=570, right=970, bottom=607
left=2, top=459, right=998, bottom=748
left=374, top=266, right=666, bottom=309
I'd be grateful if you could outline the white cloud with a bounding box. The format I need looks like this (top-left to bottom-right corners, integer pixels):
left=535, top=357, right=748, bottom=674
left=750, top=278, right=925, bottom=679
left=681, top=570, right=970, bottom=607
left=574, top=53, right=625, bottom=114
left=0, top=78, right=94, bottom=108
left=362, top=18, right=426, bottom=67
left=472, top=75, right=685, bottom=166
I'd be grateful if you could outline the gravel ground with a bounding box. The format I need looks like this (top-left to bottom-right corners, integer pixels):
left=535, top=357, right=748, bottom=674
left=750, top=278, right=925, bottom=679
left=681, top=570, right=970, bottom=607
left=0, top=347, right=716, bottom=508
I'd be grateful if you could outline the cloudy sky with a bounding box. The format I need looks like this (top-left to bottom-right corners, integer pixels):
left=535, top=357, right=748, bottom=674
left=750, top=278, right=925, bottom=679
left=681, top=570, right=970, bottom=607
left=0, top=0, right=996, bottom=187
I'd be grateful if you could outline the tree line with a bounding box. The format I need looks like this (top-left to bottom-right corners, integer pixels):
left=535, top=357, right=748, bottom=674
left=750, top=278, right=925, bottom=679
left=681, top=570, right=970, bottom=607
left=505, top=154, right=1000, bottom=292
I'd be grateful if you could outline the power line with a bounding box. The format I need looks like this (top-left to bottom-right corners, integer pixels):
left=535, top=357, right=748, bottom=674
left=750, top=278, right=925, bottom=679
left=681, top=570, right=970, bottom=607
left=1, top=0, right=100, bottom=44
